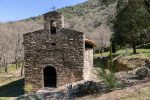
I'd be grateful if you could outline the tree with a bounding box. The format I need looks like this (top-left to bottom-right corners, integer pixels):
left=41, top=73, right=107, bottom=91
left=14, top=31, right=23, bottom=70
left=113, top=0, right=150, bottom=53
left=92, top=25, right=111, bottom=56
left=0, top=34, right=9, bottom=73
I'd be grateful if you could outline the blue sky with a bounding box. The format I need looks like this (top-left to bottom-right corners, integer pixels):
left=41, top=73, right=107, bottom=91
left=0, top=0, right=87, bottom=22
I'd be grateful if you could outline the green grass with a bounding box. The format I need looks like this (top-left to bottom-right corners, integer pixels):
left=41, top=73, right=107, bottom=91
left=0, top=97, right=14, bottom=100
left=0, top=64, right=24, bottom=100
left=0, top=64, right=16, bottom=73
left=94, top=49, right=150, bottom=58
left=0, top=64, right=18, bottom=84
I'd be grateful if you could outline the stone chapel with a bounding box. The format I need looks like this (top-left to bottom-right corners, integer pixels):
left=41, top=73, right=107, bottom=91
left=23, top=11, right=96, bottom=91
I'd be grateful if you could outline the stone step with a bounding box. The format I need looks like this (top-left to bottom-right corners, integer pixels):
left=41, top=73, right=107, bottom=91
left=37, top=87, right=56, bottom=94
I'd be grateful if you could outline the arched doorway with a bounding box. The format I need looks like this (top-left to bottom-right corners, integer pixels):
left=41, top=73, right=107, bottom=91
left=44, top=66, right=56, bottom=87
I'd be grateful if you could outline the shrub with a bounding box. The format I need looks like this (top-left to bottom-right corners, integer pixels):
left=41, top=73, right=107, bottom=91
left=72, top=81, right=99, bottom=97
left=96, top=43, right=122, bottom=89
left=94, top=19, right=102, bottom=28
left=97, top=67, right=119, bottom=89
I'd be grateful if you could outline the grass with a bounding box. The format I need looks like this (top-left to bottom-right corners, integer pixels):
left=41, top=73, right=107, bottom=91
left=0, top=64, right=16, bottom=74
left=94, top=49, right=150, bottom=58
left=0, top=64, right=24, bottom=100
left=121, top=86, right=150, bottom=100
left=0, top=64, right=23, bottom=85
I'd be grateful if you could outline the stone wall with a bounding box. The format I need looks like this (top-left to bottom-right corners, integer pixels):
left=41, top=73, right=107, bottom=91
left=83, top=48, right=95, bottom=80
left=23, top=28, right=84, bottom=91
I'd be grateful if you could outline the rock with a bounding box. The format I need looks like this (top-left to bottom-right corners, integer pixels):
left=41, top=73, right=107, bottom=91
left=66, top=84, right=74, bottom=100
left=135, top=67, right=149, bottom=79
left=53, top=92, right=64, bottom=100
left=67, top=81, right=111, bottom=98
left=113, top=56, right=150, bottom=72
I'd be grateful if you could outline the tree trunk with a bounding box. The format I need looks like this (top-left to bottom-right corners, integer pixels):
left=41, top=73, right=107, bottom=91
left=4, top=60, right=8, bottom=73
left=5, top=64, right=8, bottom=73
left=100, top=49, right=103, bottom=57
left=16, top=59, right=18, bottom=70
left=21, top=61, right=24, bottom=77
left=132, top=44, right=136, bottom=54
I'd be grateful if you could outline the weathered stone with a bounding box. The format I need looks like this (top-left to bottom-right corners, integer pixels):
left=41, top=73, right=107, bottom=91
left=23, top=11, right=96, bottom=92
left=135, top=67, right=149, bottom=78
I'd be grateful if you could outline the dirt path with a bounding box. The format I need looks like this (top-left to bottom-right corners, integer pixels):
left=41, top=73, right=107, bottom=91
left=76, top=82, right=150, bottom=100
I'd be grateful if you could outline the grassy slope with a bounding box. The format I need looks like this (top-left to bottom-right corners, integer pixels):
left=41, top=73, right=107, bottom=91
left=20, top=0, right=117, bottom=39
left=0, top=65, right=24, bottom=100
left=95, top=49, right=150, bottom=58
left=121, top=86, right=150, bottom=100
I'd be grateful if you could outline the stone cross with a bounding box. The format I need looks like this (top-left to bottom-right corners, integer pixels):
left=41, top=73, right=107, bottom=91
left=51, top=5, right=56, bottom=11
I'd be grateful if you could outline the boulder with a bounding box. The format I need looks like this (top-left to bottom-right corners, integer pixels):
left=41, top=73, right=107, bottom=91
left=135, top=67, right=149, bottom=79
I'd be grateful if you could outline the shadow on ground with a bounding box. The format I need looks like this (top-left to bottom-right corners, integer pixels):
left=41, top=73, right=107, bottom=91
left=0, top=78, right=24, bottom=97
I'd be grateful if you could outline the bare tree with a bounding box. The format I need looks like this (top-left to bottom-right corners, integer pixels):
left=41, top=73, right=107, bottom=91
left=92, top=25, right=111, bottom=56
left=0, top=21, right=42, bottom=74
left=14, top=32, right=23, bottom=69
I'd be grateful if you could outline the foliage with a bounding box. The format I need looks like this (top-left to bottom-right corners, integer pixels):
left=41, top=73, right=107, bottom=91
left=24, top=84, right=33, bottom=93
left=97, top=69, right=118, bottom=89
left=137, top=43, right=150, bottom=49
left=94, top=19, right=102, bottom=28
left=113, top=0, right=150, bottom=53
left=101, top=0, right=118, bottom=6
left=94, top=49, right=150, bottom=58
left=96, top=44, right=122, bottom=89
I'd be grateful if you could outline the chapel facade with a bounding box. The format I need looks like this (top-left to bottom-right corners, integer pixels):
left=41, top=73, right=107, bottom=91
left=23, top=11, right=96, bottom=91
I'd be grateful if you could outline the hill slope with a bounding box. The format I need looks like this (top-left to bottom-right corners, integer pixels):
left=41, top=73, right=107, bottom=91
left=0, top=0, right=117, bottom=63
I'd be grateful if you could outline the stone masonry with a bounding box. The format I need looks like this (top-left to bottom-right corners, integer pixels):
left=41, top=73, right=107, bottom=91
left=23, top=11, right=96, bottom=92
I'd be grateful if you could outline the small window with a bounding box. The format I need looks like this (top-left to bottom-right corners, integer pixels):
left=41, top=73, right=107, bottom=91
left=51, top=43, right=56, bottom=46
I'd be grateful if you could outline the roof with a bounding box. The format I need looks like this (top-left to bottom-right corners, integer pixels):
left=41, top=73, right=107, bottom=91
left=85, top=39, right=96, bottom=48
left=23, top=29, right=44, bottom=35
left=59, top=28, right=84, bottom=35
left=44, top=11, right=62, bottom=16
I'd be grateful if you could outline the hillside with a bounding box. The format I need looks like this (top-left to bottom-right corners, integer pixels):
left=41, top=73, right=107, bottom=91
left=0, top=0, right=117, bottom=64
left=18, top=0, right=117, bottom=41
left=25, top=0, right=117, bottom=43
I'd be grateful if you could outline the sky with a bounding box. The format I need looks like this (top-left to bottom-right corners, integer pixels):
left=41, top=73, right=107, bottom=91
left=0, top=0, right=87, bottom=22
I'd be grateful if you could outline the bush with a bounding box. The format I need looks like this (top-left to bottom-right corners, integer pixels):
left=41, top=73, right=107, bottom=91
left=96, top=43, right=122, bottom=89
left=72, top=81, right=100, bottom=97
left=101, top=0, right=117, bottom=6
left=94, top=19, right=102, bottom=28
left=97, top=67, right=119, bottom=89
